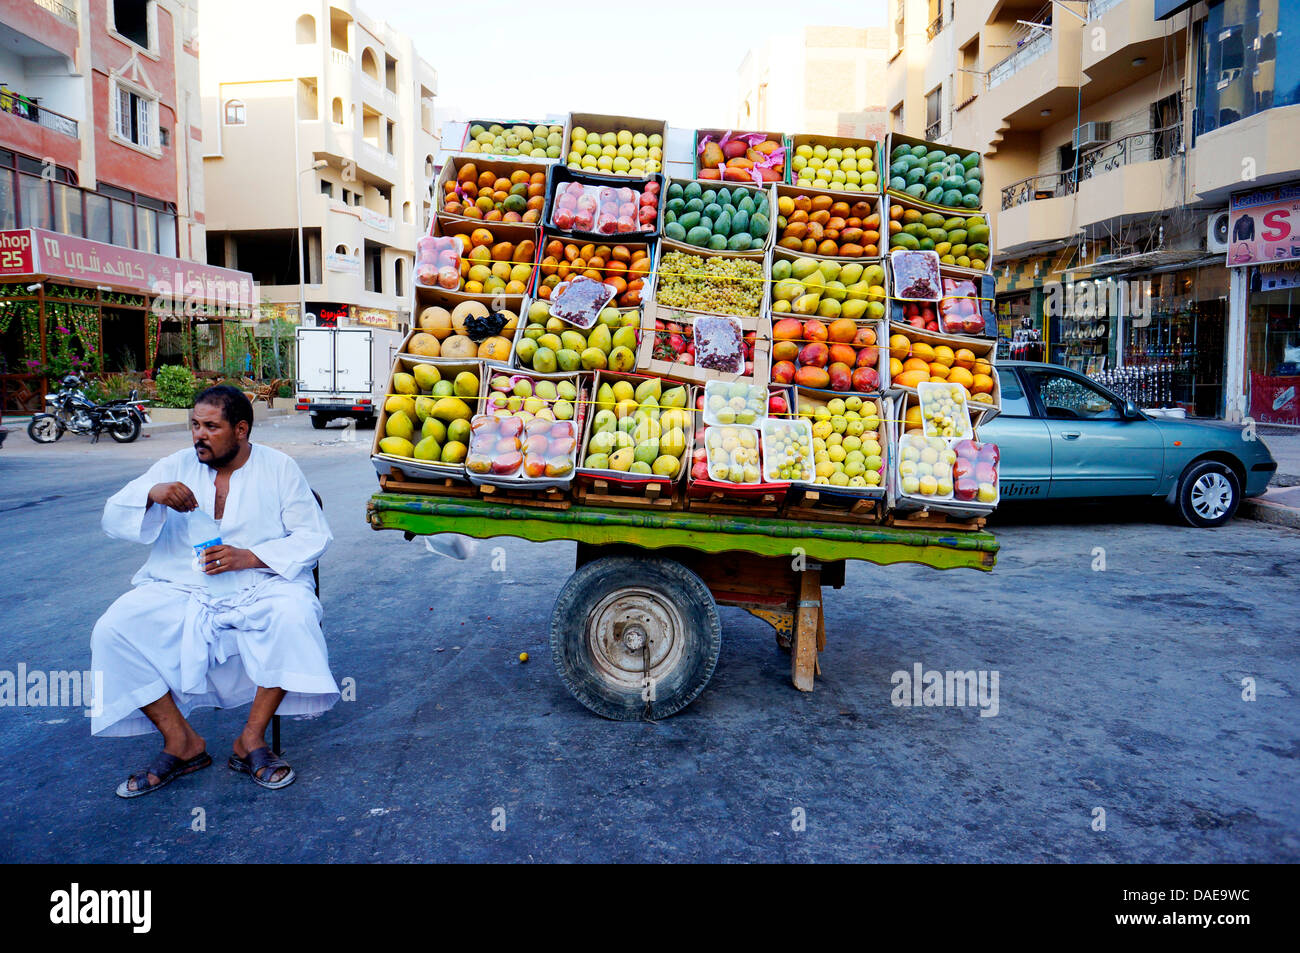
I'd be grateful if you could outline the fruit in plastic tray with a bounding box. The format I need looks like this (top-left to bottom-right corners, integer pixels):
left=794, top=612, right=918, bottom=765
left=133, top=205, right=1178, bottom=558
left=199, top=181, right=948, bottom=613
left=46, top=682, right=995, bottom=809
left=483, top=374, right=578, bottom=423
left=887, top=331, right=995, bottom=404
left=552, top=179, right=660, bottom=234
left=426, top=227, right=536, bottom=297
left=704, top=380, right=767, bottom=426
left=796, top=396, right=885, bottom=489
left=770, top=257, right=885, bottom=321
left=790, top=141, right=879, bottom=193
left=464, top=122, right=564, bottom=159
left=940, top=276, right=985, bottom=335
left=651, top=312, right=757, bottom=374
left=897, top=433, right=955, bottom=499
left=655, top=250, right=764, bottom=317
left=517, top=300, right=639, bottom=375
left=951, top=439, right=999, bottom=504
left=536, top=239, right=649, bottom=308
left=567, top=126, right=663, bottom=177
left=888, top=202, right=990, bottom=269
left=762, top=419, right=813, bottom=482
left=468, top=413, right=577, bottom=480
left=442, top=163, right=546, bottom=224
left=771, top=316, right=880, bottom=393
left=775, top=194, right=881, bottom=257
left=918, top=382, right=973, bottom=439
left=705, top=426, right=762, bottom=484
left=661, top=181, right=770, bottom=252
left=886, top=142, right=983, bottom=211
left=584, top=377, right=689, bottom=477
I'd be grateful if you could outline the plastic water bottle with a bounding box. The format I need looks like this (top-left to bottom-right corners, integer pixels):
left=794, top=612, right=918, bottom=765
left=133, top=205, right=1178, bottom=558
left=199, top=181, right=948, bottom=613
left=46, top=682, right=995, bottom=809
left=187, top=510, right=239, bottom=597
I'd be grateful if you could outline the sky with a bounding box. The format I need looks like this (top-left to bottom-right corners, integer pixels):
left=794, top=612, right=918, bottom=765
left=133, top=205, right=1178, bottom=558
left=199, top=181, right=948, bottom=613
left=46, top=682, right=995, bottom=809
left=360, top=0, right=889, bottom=133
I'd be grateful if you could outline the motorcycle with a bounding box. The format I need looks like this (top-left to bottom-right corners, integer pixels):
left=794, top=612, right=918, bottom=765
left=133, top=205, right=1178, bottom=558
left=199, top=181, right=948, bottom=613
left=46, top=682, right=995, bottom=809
left=27, top=374, right=150, bottom=444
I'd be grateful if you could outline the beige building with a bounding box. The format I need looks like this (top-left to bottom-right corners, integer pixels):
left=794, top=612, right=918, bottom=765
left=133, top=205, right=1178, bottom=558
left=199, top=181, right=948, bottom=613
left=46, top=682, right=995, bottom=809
left=198, top=0, right=438, bottom=329
left=887, top=0, right=1300, bottom=421
left=737, top=26, right=890, bottom=140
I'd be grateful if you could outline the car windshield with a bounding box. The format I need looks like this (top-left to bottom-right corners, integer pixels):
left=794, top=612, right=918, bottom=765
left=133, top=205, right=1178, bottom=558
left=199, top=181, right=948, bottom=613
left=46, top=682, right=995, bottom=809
left=1025, top=369, right=1121, bottom=419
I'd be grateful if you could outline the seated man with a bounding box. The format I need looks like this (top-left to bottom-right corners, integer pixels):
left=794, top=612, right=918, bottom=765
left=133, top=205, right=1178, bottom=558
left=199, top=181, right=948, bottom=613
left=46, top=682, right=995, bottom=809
left=92, top=385, right=339, bottom=797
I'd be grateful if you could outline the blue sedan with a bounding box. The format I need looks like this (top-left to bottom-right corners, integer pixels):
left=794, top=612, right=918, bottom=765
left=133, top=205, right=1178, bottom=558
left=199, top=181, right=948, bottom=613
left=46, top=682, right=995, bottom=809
left=975, top=362, right=1277, bottom=527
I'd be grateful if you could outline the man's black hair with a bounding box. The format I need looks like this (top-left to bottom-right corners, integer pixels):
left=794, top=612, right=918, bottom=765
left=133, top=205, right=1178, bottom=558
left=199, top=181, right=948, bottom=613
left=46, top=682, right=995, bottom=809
left=194, top=384, right=254, bottom=435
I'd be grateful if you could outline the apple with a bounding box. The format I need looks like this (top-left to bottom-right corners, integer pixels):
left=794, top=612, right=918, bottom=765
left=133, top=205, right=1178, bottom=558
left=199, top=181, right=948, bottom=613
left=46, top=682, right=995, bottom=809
left=975, top=462, right=998, bottom=485
left=954, top=477, right=979, bottom=501
left=952, top=439, right=980, bottom=460
left=978, top=444, right=1000, bottom=466
left=953, top=458, right=974, bottom=481
left=851, top=367, right=879, bottom=392
left=768, top=394, right=789, bottom=416
left=691, top=461, right=710, bottom=482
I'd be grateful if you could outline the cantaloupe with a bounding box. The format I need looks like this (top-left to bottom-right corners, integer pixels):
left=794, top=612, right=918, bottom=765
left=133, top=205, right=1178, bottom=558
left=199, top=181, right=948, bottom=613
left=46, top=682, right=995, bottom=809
left=438, top=335, right=477, bottom=359
left=408, top=332, right=441, bottom=357
left=451, top=300, right=489, bottom=334
left=418, top=306, right=453, bottom=340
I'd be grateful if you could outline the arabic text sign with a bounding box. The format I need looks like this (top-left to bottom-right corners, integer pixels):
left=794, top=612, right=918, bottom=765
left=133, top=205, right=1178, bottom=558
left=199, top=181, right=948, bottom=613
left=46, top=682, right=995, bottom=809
left=0, top=229, right=36, bottom=276
left=353, top=307, right=397, bottom=329
left=1228, top=185, right=1300, bottom=267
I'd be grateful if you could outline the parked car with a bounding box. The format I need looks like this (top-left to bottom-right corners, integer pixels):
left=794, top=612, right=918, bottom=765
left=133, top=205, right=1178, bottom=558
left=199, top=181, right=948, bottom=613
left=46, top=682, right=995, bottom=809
left=976, top=362, right=1277, bottom=527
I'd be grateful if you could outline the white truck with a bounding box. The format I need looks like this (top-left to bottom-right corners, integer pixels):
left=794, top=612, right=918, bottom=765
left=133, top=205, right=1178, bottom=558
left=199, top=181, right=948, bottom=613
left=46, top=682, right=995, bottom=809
left=294, top=326, right=379, bottom=429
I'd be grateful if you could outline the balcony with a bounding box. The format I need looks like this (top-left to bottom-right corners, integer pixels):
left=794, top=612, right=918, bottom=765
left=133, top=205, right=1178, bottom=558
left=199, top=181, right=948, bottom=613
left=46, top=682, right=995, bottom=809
left=1082, top=0, right=1190, bottom=77
left=1189, top=103, right=1300, bottom=203
left=34, top=0, right=77, bottom=24
left=330, top=49, right=353, bottom=70
left=986, top=30, right=1051, bottom=90
left=0, top=87, right=78, bottom=138
left=926, top=14, right=945, bottom=40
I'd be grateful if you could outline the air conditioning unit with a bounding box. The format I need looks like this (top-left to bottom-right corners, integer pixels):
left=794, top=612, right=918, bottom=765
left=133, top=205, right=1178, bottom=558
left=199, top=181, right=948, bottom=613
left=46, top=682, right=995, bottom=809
left=1207, top=210, right=1230, bottom=253
left=1072, top=121, right=1111, bottom=150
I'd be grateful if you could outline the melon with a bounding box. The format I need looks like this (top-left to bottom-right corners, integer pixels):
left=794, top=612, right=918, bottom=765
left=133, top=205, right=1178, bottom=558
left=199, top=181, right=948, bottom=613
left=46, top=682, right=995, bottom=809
left=408, top=332, right=441, bottom=357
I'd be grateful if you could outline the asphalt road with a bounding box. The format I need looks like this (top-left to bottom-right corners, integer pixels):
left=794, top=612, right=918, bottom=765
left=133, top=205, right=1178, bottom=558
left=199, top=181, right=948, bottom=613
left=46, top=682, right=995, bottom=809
left=1, top=416, right=1297, bottom=862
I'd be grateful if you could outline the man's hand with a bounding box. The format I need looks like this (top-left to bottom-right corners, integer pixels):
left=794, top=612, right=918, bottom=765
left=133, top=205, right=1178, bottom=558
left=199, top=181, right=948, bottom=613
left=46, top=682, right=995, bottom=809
left=148, top=482, right=197, bottom=513
left=202, top=545, right=267, bottom=575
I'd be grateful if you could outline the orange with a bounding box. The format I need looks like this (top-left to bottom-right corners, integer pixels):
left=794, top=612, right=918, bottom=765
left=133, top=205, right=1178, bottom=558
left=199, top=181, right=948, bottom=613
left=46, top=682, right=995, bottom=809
left=973, top=358, right=993, bottom=377
left=509, top=169, right=530, bottom=185
left=931, top=345, right=955, bottom=367
left=971, top=373, right=994, bottom=394
left=947, top=366, right=974, bottom=389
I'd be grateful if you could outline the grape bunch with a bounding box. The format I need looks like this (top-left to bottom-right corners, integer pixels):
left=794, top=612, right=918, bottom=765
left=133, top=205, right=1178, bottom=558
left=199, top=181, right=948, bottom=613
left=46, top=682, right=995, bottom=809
left=655, top=251, right=764, bottom=317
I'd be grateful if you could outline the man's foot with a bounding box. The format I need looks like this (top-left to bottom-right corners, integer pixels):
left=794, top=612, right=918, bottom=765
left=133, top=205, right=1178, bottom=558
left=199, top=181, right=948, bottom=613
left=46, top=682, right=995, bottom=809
left=233, top=732, right=290, bottom=786
left=121, top=732, right=206, bottom=794
left=116, top=748, right=211, bottom=799
left=228, top=746, right=296, bottom=790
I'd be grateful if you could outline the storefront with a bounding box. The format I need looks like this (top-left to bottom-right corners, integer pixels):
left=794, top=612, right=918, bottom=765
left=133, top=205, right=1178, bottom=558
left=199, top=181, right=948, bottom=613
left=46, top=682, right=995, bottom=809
left=0, top=227, right=254, bottom=413
left=1228, top=182, right=1300, bottom=426
left=994, top=254, right=1051, bottom=363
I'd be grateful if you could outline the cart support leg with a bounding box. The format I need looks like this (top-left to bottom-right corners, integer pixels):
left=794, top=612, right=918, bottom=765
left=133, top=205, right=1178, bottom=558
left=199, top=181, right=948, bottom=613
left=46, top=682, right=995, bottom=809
left=792, top=568, right=822, bottom=692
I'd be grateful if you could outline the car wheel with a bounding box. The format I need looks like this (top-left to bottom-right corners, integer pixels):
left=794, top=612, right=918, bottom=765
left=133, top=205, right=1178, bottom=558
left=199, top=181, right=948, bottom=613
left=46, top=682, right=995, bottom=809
left=310, top=414, right=328, bottom=430
left=1176, top=460, right=1241, bottom=528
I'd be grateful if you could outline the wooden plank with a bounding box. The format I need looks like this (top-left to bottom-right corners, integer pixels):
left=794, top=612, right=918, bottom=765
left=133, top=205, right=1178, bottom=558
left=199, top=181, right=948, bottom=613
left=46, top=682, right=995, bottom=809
left=792, top=568, right=821, bottom=692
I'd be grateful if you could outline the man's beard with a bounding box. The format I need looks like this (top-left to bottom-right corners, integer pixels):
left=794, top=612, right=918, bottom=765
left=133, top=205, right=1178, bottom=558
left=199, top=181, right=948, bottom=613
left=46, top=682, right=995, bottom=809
left=195, top=442, right=240, bottom=467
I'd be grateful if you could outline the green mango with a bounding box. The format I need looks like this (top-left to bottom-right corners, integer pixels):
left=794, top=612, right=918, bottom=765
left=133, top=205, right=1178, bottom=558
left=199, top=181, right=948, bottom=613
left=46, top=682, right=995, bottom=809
left=731, top=209, right=749, bottom=235
left=685, top=226, right=712, bottom=246
left=678, top=210, right=701, bottom=230
left=703, top=202, right=723, bottom=220
left=707, top=233, right=728, bottom=250
left=905, top=183, right=927, bottom=198
left=685, top=198, right=704, bottom=214
left=701, top=189, right=717, bottom=205
left=664, top=222, right=687, bottom=242
left=667, top=182, right=684, bottom=199
left=961, top=193, right=982, bottom=209
left=941, top=188, right=964, bottom=207
left=925, top=186, right=944, bottom=204
left=726, top=232, right=753, bottom=250
left=683, top=181, right=702, bottom=200
left=713, top=210, right=731, bottom=236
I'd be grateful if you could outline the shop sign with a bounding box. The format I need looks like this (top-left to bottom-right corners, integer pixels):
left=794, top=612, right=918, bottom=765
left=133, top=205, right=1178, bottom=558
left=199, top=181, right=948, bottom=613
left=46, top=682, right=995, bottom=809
left=352, top=306, right=397, bottom=330
left=1228, top=184, right=1300, bottom=267
left=1250, top=262, right=1300, bottom=292
left=1250, top=372, right=1300, bottom=427
left=325, top=252, right=362, bottom=275
left=360, top=208, right=394, bottom=232
left=0, top=229, right=36, bottom=275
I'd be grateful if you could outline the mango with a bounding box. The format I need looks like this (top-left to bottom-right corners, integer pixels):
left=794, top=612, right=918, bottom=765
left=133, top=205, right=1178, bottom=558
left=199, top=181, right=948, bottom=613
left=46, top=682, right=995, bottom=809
left=453, top=372, right=479, bottom=398
left=608, top=448, right=634, bottom=472
left=392, top=372, right=417, bottom=396
left=584, top=453, right=610, bottom=470
left=378, top=436, right=413, bottom=457
left=413, top=437, right=441, bottom=461
left=421, top=417, right=447, bottom=443
left=440, top=441, right=467, bottom=464
left=412, top=364, right=440, bottom=391
left=384, top=395, right=416, bottom=417
left=431, top=397, right=471, bottom=422
left=385, top=410, right=414, bottom=441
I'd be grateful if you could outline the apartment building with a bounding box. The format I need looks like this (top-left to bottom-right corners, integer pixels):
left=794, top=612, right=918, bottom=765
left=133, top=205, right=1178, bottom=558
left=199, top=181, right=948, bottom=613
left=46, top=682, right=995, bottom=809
left=0, top=0, right=255, bottom=413
left=737, top=26, right=890, bottom=140
left=887, top=0, right=1300, bottom=423
left=199, top=0, right=438, bottom=335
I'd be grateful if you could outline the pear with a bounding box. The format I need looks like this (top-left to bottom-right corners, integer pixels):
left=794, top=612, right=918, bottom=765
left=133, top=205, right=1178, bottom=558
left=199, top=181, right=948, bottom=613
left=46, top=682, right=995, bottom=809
left=845, top=281, right=870, bottom=301
left=661, top=385, right=687, bottom=409
left=841, top=299, right=868, bottom=320
left=822, top=281, right=847, bottom=303
left=801, top=270, right=826, bottom=292
left=774, top=278, right=803, bottom=302
left=818, top=260, right=841, bottom=284
left=771, top=259, right=792, bottom=281
left=838, top=262, right=865, bottom=285
left=793, top=292, right=822, bottom=315
left=634, top=378, right=662, bottom=403
left=611, top=325, right=638, bottom=352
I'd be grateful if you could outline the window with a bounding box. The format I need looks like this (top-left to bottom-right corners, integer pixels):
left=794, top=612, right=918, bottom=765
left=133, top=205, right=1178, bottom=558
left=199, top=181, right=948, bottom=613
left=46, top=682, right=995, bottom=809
left=1195, top=2, right=1300, bottom=137
left=386, top=119, right=396, bottom=155
left=995, top=369, right=1032, bottom=417
left=1024, top=369, right=1122, bottom=419
left=0, top=172, right=15, bottom=229
left=113, top=0, right=153, bottom=50
left=18, top=174, right=51, bottom=229
left=52, top=182, right=83, bottom=237
left=111, top=199, right=134, bottom=248
left=361, top=47, right=380, bottom=82
left=331, top=97, right=344, bottom=124
left=394, top=257, right=405, bottom=297
left=925, top=86, right=943, bottom=138
left=1151, top=92, right=1184, bottom=159
left=157, top=211, right=176, bottom=257
left=224, top=100, right=246, bottom=126
left=364, top=241, right=383, bottom=293
left=136, top=206, right=158, bottom=253
left=385, top=54, right=398, bottom=93
left=296, top=14, right=316, bottom=44
left=115, top=82, right=157, bottom=150
left=85, top=192, right=110, bottom=242
left=320, top=179, right=334, bottom=198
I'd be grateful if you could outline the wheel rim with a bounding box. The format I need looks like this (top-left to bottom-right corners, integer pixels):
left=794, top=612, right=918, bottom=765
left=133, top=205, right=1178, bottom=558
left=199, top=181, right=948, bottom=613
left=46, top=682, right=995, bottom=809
left=585, top=587, right=687, bottom=693
left=31, top=418, right=58, bottom=441
left=1190, top=471, right=1233, bottom=520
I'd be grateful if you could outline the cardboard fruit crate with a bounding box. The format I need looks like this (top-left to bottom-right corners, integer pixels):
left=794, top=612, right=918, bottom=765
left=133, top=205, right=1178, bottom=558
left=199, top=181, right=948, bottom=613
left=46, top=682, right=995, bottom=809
left=786, top=391, right=890, bottom=502
left=885, top=321, right=1000, bottom=414
left=883, top=194, right=992, bottom=278
left=693, top=128, right=786, bottom=182
left=508, top=298, right=641, bottom=375
left=562, top=113, right=668, bottom=181
left=456, top=118, right=568, bottom=162
left=532, top=231, right=654, bottom=309
left=414, top=219, right=542, bottom=321
left=769, top=314, right=888, bottom=398
left=771, top=185, right=884, bottom=261
left=575, top=371, right=694, bottom=493
left=888, top=391, right=999, bottom=523
left=658, top=177, right=776, bottom=259
left=432, top=155, right=550, bottom=226
left=396, top=320, right=519, bottom=368
left=785, top=133, right=884, bottom=195
left=648, top=240, right=770, bottom=320
left=636, top=303, right=771, bottom=387
left=370, top=357, right=487, bottom=484
left=883, top=132, right=985, bottom=214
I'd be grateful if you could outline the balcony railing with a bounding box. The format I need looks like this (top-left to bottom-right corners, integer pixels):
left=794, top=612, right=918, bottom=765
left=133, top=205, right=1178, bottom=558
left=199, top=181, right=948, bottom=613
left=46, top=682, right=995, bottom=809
left=1088, top=0, right=1124, bottom=18
left=0, top=87, right=78, bottom=138
left=986, top=28, right=1051, bottom=89
left=34, top=0, right=77, bottom=24
left=330, top=49, right=354, bottom=69
left=1000, top=123, right=1185, bottom=208
left=925, top=119, right=943, bottom=140
left=926, top=14, right=945, bottom=39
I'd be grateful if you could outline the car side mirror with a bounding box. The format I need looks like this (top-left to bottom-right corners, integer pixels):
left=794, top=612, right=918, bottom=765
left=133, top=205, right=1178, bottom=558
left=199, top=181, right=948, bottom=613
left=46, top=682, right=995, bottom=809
left=1123, top=399, right=1141, bottom=420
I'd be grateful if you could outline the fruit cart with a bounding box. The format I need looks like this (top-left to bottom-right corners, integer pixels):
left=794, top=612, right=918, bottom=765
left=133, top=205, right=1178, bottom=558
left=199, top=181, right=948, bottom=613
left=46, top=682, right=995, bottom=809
left=366, top=493, right=997, bottom=720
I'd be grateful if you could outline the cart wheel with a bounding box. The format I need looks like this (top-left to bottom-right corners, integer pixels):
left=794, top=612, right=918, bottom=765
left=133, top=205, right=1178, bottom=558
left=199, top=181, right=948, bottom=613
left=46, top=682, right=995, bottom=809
left=550, top=556, right=721, bottom=721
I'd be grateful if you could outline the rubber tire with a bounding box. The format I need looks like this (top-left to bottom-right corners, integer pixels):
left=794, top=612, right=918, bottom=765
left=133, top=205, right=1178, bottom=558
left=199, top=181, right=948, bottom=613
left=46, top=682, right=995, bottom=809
left=27, top=416, right=62, bottom=443
left=550, top=556, right=721, bottom=721
left=109, top=415, right=141, bottom=443
left=310, top=414, right=329, bottom=430
left=1175, top=459, right=1241, bottom=528
left=357, top=415, right=378, bottom=430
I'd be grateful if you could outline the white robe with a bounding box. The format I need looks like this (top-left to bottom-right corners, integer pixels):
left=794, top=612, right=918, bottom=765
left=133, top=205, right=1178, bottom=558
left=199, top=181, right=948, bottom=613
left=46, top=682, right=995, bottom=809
left=91, top=442, right=340, bottom=737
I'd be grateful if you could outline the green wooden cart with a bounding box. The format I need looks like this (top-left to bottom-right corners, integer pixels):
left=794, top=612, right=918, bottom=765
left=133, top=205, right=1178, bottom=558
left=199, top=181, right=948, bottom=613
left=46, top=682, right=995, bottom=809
left=367, top=493, right=998, bottom=720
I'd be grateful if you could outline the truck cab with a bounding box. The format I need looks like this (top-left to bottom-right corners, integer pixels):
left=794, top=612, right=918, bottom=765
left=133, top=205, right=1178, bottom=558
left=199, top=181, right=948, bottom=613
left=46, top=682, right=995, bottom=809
left=295, top=326, right=377, bottom=429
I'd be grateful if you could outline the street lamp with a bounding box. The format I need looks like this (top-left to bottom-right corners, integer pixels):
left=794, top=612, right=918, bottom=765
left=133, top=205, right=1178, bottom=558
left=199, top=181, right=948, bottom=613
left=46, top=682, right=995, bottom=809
left=296, top=158, right=328, bottom=326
